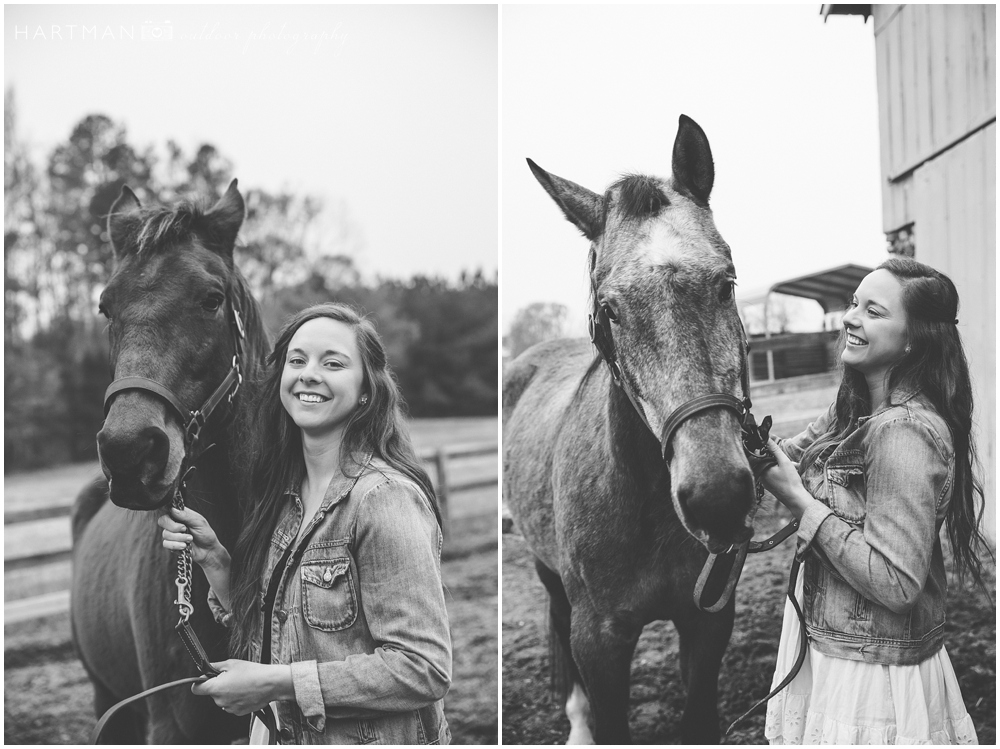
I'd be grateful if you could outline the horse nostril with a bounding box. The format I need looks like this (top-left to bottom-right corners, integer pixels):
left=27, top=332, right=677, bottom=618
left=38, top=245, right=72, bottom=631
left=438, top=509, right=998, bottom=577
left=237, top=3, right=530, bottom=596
left=140, top=426, right=170, bottom=478
left=98, top=425, right=170, bottom=482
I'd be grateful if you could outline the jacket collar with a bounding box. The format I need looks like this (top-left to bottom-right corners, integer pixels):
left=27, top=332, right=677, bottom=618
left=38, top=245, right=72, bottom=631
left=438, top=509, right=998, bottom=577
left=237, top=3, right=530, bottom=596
left=284, top=450, right=375, bottom=512
left=857, top=386, right=920, bottom=425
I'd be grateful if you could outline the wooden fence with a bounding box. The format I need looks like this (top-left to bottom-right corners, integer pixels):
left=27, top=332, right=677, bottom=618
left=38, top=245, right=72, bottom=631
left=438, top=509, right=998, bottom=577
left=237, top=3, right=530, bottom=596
left=4, top=442, right=497, bottom=624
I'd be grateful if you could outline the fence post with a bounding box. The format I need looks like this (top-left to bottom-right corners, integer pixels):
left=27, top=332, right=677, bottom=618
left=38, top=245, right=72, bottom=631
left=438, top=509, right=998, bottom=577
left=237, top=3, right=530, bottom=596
left=433, top=449, right=450, bottom=539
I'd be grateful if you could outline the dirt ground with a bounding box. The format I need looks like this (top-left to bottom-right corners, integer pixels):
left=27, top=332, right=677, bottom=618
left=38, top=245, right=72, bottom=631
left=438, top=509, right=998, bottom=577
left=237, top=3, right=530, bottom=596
left=4, top=511, right=498, bottom=745
left=502, top=501, right=996, bottom=745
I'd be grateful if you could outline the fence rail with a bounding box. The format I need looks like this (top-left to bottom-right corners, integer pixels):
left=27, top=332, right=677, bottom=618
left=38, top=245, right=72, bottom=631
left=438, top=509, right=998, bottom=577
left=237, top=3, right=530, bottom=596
left=4, top=442, right=497, bottom=624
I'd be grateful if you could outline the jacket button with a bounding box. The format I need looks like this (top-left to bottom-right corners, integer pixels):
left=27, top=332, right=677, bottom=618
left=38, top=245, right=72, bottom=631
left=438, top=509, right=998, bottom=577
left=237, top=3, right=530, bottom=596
left=322, top=569, right=334, bottom=583
left=276, top=609, right=288, bottom=623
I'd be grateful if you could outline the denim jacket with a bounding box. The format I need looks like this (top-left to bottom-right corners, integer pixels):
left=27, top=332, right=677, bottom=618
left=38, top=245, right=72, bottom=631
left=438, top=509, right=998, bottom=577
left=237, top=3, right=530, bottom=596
left=211, top=455, right=452, bottom=744
left=777, top=390, right=953, bottom=666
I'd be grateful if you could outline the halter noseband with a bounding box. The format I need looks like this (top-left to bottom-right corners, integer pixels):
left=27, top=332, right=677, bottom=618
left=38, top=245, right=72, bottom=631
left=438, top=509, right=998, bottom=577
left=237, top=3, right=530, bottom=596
left=103, top=298, right=246, bottom=452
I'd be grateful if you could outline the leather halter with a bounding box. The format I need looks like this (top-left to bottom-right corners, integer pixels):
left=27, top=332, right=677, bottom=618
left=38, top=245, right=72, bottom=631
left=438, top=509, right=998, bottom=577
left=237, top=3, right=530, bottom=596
left=103, top=298, right=246, bottom=455
left=588, top=295, right=753, bottom=462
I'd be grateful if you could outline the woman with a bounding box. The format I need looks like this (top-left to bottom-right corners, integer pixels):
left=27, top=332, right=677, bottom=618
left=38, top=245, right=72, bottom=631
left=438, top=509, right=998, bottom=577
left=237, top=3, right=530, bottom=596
left=760, top=258, right=987, bottom=744
left=159, top=303, right=452, bottom=744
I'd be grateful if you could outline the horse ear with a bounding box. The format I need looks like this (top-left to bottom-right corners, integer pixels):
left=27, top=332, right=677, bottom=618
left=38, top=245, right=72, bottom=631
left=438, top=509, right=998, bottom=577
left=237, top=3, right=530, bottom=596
left=671, top=114, right=714, bottom=205
left=107, top=185, right=142, bottom=258
left=527, top=159, right=604, bottom=241
left=203, top=179, right=245, bottom=254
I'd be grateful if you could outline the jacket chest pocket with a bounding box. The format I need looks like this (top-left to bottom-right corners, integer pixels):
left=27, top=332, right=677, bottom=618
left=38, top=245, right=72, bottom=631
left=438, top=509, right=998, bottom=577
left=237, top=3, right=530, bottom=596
left=300, top=557, right=358, bottom=631
left=825, top=459, right=866, bottom=524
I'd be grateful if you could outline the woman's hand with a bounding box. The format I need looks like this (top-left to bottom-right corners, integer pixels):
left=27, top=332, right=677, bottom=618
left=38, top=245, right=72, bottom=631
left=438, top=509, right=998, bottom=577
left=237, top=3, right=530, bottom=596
left=192, top=660, right=294, bottom=715
left=761, top=437, right=814, bottom=520
left=158, top=507, right=228, bottom=571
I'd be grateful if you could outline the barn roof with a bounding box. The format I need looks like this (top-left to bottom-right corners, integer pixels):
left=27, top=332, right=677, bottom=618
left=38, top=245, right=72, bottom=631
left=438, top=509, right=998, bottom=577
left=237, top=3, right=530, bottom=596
left=767, top=263, right=873, bottom=313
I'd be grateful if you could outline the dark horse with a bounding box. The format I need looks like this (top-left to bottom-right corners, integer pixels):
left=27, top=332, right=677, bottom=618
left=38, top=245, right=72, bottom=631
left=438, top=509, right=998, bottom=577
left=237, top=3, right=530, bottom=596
left=504, top=116, right=756, bottom=744
left=70, top=181, right=269, bottom=743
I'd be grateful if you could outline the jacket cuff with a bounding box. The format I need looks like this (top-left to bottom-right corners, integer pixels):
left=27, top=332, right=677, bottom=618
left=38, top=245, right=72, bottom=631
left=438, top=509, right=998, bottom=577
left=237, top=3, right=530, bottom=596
left=290, top=659, right=326, bottom=732
left=795, top=500, right=833, bottom=560
left=206, top=586, right=233, bottom=628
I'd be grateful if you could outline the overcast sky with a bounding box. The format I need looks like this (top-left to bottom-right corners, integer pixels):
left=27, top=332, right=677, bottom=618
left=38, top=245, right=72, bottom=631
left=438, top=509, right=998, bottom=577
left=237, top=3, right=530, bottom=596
left=6, top=4, right=891, bottom=330
left=5, top=4, right=498, bottom=282
left=502, top=4, right=887, bottom=334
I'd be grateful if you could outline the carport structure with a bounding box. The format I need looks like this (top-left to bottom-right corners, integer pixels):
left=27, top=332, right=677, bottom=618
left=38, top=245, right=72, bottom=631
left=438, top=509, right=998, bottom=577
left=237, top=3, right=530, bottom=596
left=737, top=263, right=873, bottom=382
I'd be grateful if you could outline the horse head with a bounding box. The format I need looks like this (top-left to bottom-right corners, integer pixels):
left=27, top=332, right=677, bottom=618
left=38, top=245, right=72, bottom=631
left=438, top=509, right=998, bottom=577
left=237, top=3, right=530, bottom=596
left=97, top=180, right=262, bottom=511
left=528, top=114, right=755, bottom=553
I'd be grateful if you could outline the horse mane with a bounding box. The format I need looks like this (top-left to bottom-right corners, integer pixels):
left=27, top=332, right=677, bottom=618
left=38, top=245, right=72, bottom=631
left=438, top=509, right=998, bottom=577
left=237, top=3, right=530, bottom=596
left=611, top=174, right=668, bottom=219
left=228, top=264, right=270, bottom=370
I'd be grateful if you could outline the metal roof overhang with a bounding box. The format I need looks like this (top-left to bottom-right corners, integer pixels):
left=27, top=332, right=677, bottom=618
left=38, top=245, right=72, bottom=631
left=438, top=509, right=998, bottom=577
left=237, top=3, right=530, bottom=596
left=768, top=263, right=873, bottom=314
left=820, top=5, right=872, bottom=22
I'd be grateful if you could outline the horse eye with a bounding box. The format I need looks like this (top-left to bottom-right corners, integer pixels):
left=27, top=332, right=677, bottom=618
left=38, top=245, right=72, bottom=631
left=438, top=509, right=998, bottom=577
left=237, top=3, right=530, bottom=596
left=601, top=303, right=619, bottom=323
left=202, top=294, right=224, bottom=312
left=720, top=279, right=736, bottom=302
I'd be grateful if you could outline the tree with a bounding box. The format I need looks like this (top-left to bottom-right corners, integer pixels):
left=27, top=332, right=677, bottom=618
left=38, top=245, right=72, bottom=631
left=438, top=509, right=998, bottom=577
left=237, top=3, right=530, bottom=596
left=45, top=114, right=157, bottom=331
left=508, top=302, right=568, bottom=358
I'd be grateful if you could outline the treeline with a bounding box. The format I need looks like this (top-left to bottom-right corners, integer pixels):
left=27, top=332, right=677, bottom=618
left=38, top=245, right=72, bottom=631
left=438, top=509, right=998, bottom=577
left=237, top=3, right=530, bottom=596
left=4, top=94, right=496, bottom=473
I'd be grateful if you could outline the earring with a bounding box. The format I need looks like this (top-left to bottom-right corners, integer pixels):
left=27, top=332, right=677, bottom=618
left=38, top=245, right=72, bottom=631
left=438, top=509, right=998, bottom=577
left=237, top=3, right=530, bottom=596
left=359, top=395, right=369, bottom=406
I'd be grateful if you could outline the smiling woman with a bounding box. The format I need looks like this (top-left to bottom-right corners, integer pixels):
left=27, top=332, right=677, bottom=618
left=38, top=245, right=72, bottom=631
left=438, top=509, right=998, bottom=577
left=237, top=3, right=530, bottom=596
left=160, top=303, right=452, bottom=744
left=760, top=258, right=988, bottom=745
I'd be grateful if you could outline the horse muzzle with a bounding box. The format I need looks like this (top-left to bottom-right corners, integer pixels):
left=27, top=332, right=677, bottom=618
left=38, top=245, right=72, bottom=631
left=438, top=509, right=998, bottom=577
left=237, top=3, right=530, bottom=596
left=672, top=454, right=757, bottom=551
left=98, top=401, right=185, bottom=510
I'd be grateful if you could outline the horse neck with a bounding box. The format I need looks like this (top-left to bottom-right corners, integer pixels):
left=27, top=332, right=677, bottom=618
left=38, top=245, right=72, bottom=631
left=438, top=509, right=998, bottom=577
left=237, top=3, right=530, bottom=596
left=192, top=320, right=266, bottom=550
left=185, top=431, right=241, bottom=549
left=605, top=377, right=666, bottom=487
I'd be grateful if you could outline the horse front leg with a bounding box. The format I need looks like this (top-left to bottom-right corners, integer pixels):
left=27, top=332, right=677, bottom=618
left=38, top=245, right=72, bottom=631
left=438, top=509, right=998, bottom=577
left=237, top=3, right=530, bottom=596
left=673, top=601, right=735, bottom=744
left=570, top=606, right=642, bottom=744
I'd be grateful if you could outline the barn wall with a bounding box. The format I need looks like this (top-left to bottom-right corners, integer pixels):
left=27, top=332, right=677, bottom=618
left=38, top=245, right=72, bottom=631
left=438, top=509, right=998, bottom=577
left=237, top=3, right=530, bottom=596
left=871, top=5, right=996, bottom=542
left=913, top=123, right=997, bottom=542
left=873, top=4, right=996, bottom=231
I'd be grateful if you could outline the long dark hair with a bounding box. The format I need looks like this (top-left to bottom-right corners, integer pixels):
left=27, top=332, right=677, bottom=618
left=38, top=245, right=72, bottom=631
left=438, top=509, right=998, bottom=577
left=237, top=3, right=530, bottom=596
left=227, top=303, right=439, bottom=657
left=799, top=257, right=991, bottom=593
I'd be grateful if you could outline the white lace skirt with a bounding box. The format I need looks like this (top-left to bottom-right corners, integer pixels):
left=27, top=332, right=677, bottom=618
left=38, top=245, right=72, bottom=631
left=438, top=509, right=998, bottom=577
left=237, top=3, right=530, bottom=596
left=765, top=575, right=978, bottom=745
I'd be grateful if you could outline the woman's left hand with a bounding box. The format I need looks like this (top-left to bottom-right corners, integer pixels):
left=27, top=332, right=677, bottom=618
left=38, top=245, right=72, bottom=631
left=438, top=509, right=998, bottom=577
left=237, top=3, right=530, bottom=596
left=192, top=660, right=294, bottom=716
left=760, top=437, right=812, bottom=519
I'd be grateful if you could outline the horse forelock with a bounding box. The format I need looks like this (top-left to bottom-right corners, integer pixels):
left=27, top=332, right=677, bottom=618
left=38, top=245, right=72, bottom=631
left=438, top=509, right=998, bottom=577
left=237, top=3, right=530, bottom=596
left=609, top=174, right=669, bottom=220
left=118, top=198, right=241, bottom=261
left=119, top=203, right=200, bottom=257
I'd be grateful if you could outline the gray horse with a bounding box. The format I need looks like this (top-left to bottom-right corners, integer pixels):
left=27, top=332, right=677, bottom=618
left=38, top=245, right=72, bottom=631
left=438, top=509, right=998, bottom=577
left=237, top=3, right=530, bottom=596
left=504, top=115, right=756, bottom=744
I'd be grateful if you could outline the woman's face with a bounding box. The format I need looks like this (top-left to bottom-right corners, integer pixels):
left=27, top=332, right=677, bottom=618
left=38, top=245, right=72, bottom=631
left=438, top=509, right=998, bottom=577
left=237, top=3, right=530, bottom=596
left=279, top=317, right=366, bottom=440
left=841, top=269, right=909, bottom=379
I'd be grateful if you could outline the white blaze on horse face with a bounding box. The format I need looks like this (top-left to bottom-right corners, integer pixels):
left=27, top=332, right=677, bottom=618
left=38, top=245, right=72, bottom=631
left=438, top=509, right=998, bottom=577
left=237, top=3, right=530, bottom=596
left=634, top=212, right=708, bottom=270
left=565, top=682, right=594, bottom=745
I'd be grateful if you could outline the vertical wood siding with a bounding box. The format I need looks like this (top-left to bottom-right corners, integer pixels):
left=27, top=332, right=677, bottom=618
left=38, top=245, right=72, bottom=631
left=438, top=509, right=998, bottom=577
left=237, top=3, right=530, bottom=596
left=871, top=6, right=996, bottom=541
left=913, top=124, right=996, bottom=540
left=873, top=4, right=996, bottom=230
